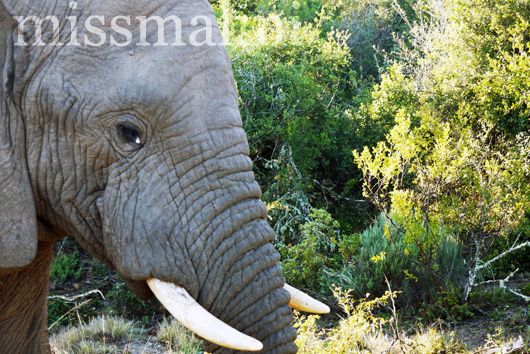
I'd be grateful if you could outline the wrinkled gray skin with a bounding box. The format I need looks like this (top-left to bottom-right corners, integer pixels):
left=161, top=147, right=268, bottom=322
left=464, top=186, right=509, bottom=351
left=0, top=0, right=297, bottom=353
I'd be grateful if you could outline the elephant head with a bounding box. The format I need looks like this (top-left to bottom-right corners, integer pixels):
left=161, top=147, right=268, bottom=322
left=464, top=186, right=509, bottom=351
left=0, top=0, right=328, bottom=352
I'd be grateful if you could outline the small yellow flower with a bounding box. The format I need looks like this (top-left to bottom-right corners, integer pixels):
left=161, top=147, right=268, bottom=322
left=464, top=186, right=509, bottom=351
left=403, top=269, right=418, bottom=282
left=370, top=251, right=386, bottom=263
left=384, top=224, right=391, bottom=241
left=266, top=201, right=281, bottom=211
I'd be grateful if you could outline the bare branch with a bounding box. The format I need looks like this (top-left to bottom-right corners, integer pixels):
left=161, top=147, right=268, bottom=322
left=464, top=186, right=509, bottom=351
left=475, top=241, right=530, bottom=273
left=465, top=241, right=529, bottom=301
left=48, top=289, right=106, bottom=302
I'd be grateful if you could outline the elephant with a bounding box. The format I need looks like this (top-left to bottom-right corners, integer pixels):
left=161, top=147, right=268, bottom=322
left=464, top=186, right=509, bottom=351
left=0, top=0, right=329, bottom=353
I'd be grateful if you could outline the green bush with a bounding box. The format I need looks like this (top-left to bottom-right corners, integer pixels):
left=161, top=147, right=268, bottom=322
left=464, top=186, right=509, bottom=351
left=325, top=214, right=467, bottom=306
left=354, top=0, right=530, bottom=303
left=280, top=209, right=342, bottom=293
left=227, top=12, right=377, bottom=233
left=326, top=215, right=415, bottom=298
left=279, top=209, right=467, bottom=305
left=50, top=253, right=84, bottom=285
left=214, top=0, right=328, bottom=22
left=230, top=14, right=354, bottom=175
left=418, top=287, right=473, bottom=323
left=106, top=283, right=162, bottom=324
left=334, top=0, right=416, bottom=81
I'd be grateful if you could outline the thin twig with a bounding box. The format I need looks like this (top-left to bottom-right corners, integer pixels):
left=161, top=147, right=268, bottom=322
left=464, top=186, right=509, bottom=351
left=384, top=275, right=401, bottom=342
left=49, top=289, right=106, bottom=302
left=48, top=299, right=92, bottom=331
left=475, top=269, right=530, bottom=302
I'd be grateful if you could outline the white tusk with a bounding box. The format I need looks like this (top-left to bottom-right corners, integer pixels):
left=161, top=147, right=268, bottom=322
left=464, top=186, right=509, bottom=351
left=147, top=278, right=263, bottom=352
left=284, top=284, right=330, bottom=314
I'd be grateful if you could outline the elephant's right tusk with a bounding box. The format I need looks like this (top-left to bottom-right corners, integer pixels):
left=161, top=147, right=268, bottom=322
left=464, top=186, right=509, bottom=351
left=147, top=278, right=263, bottom=352
left=284, top=284, right=331, bottom=314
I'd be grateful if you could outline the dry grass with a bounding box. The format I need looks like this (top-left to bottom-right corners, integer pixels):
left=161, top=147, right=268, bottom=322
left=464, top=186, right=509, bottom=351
left=50, top=303, right=526, bottom=353
left=295, top=288, right=466, bottom=354
left=295, top=287, right=529, bottom=354
left=50, top=316, right=138, bottom=353
left=157, top=319, right=203, bottom=353
left=50, top=316, right=202, bottom=354
left=296, top=314, right=466, bottom=353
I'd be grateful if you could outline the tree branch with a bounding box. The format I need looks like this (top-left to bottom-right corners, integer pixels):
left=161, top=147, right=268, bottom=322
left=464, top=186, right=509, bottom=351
left=48, top=289, right=106, bottom=302
left=475, top=241, right=529, bottom=273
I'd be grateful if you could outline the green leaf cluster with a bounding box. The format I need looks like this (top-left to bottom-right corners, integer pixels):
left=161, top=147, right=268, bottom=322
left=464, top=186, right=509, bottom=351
left=354, top=0, right=530, bottom=301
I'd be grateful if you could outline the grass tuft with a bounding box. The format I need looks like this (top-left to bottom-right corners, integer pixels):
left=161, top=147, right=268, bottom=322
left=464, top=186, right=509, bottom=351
left=157, top=318, right=203, bottom=353
left=50, top=316, right=138, bottom=353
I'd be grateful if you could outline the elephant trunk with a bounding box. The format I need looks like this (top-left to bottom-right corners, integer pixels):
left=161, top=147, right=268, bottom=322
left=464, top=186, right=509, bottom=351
left=144, top=204, right=299, bottom=352
left=209, top=278, right=297, bottom=353
left=201, top=221, right=298, bottom=353
left=186, top=194, right=298, bottom=353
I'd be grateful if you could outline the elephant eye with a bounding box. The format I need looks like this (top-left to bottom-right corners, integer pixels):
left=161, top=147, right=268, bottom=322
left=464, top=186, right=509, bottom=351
left=116, top=123, right=143, bottom=148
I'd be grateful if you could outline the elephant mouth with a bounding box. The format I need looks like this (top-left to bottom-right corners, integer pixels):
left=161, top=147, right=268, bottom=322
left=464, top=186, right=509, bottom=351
left=146, top=278, right=330, bottom=351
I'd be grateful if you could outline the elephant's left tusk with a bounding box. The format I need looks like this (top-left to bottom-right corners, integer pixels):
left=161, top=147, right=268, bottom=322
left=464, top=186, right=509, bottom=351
left=284, top=284, right=330, bottom=314
left=147, top=278, right=263, bottom=352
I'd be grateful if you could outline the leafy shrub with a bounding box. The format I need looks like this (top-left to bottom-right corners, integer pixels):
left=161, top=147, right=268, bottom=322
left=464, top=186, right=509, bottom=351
left=353, top=65, right=419, bottom=146
left=106, top=283, right=161, bottom=323
left=468, top=288, right=520, bottom=312
left=279, top=207, right=468, bottom=305
left=418, top=288, right=473, bottom=323
left=295, top=287, right=464, bottom=353
left=264, top=146, right=313, bottom=245
left=230, top=14, right=354, bottom=175
left=50, top=253, right=84, bottom=285
left=280, top=209, right=342, bottom=293
left=326, top=214, right=416, bottom=298
left=227, top=12, right=373, bottom=230
left=326, top=214, right=467, bottom=306
left=354, top=0, right=530, bottom=302
left=214, top=0, right=330, bottom=22
left=337, top=232, right=361, bottom=261
left=334, top=0, right=416, bottom=81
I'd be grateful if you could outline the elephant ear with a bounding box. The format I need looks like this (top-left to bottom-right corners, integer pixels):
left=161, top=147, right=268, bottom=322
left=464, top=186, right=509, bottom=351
left=0, top=14, right=37, bottom=269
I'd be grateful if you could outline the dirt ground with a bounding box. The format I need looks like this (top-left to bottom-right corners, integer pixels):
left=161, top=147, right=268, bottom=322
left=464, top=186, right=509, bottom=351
left=452, top=307, right=528, bottom=353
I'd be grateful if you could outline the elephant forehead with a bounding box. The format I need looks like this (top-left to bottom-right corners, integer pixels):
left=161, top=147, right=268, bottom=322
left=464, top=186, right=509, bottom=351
left=112, top=46, right=234, bottom=97
left=49, top=43, right=241, bottom=137
left=80, top=0, right=211, bottom=19
left=12, top=0, right=213, bottom=25
left=96, top=46, right=238, bottom=119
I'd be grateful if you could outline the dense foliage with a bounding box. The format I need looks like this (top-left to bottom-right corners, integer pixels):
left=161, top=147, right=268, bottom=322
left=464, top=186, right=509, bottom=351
left=215, top=0, right=530, bottom=308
